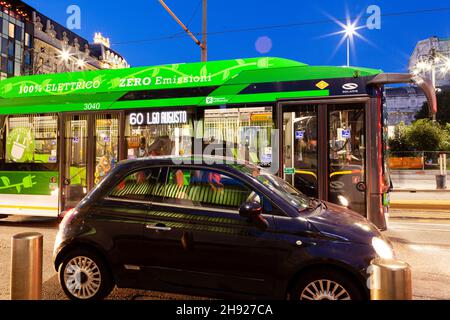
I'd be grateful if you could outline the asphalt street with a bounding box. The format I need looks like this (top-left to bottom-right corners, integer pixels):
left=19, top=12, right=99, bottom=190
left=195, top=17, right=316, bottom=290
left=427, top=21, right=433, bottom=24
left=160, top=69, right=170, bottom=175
left=384, top=217, right=450, bottom=300
left=0, top=214, right=449, bottom=300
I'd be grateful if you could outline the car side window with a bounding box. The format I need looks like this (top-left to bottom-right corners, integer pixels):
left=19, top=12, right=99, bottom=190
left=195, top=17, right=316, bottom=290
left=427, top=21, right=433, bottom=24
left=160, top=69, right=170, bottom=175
left=163, top=168, right=253, bottom=211
left=108, top=167, right=167, bottom=202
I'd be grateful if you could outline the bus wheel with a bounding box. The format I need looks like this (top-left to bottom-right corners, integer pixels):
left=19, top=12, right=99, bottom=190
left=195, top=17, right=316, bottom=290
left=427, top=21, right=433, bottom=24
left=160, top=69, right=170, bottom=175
left=58, top=249, right=114, bottom=300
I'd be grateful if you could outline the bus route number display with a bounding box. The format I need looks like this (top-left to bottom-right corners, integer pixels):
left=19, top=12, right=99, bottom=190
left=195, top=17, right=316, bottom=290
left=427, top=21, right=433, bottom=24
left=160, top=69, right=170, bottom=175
left=129, top=111, right=188, bottom=126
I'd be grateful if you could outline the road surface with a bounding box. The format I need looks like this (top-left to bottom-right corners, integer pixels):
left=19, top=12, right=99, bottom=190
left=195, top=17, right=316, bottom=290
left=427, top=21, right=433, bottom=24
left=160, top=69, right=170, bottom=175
left=384, top=218, right=450, bottom=300
left=0, top=215, right=449, bottom=300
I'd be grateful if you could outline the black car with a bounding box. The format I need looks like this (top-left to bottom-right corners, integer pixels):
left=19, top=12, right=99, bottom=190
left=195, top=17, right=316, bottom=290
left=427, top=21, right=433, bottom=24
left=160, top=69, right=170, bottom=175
left=53, top=156, right=394, bottom=300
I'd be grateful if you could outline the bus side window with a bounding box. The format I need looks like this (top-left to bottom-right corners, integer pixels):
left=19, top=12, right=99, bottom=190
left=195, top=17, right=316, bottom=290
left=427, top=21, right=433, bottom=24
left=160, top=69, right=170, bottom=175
left=0, top=116, right=5, bottom=161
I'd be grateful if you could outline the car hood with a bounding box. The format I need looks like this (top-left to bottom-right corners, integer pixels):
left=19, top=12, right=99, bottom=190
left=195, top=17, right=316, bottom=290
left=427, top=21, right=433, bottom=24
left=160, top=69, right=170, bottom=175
left=306, top=201, right=382, bottom=245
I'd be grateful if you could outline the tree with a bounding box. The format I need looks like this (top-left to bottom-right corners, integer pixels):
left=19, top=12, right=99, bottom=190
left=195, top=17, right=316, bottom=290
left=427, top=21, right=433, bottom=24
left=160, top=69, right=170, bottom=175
left=407, top=119, right=445, bottom=151
left=388, top=122, right=412, bottom=154
left=388, top=119, right=450, bottom=153
left=415, top=89, right=450, bottom=124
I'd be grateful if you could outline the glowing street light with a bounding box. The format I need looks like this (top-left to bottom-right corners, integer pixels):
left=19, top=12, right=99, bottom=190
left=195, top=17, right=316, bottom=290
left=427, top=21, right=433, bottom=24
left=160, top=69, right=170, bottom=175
left=413, top=48, right=450, bottom=120
left=343, top=22, right=357, bottom=67
left=445, top=58, right=450, bottom=70
left=59, top=48, right=72, bottom=63
left=322, top=13, right=368, bottom=67
left=76, top=58, right=86, bottom=69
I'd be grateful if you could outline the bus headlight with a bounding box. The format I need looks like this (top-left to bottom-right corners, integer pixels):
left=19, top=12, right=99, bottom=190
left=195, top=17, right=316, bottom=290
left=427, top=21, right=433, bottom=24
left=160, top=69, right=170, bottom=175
left=372, top=237, right=394, bottom=259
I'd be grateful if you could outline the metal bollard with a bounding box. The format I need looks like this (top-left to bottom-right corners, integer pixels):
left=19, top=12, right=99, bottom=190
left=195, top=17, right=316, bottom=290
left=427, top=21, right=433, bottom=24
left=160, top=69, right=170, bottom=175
left=370, top=258, right=412, bottom=300
left=10, top=232, right=43, bottom=300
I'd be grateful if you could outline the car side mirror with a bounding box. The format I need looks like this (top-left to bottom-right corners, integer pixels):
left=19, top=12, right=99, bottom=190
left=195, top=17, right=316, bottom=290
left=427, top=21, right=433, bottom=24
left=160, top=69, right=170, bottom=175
left=239, top=201, right=269, bottom=230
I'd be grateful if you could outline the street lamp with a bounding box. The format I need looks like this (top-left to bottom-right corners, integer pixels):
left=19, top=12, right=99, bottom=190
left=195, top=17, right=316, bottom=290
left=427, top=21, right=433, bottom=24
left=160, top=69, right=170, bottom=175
left=413, top=49, right=450, bottom=91
left=76, top=58, right=86, bottom=69
left=59, top=48, right=72, bottom=63
left=324, top=14, right=367, bottom=67
left=412, top=48, right=450, bottom=120
left=343, top=22, right=357, bottom=67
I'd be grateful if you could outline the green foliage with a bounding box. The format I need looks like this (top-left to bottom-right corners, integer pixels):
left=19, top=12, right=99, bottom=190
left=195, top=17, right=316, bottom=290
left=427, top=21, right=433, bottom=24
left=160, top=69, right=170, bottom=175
left=388, top=122, right=413, bottom=153
left=389, top=119, right=450, bottom=152
left=415, top=89, right=450, bottom=124
left=407, top=119, right=444, bottom=151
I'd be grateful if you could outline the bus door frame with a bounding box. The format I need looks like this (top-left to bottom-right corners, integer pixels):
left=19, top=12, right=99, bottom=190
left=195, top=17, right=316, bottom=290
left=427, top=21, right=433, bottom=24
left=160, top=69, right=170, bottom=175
left=276, top=96, right=379, bottom=222
left=59, top=110, right=125, bottom=214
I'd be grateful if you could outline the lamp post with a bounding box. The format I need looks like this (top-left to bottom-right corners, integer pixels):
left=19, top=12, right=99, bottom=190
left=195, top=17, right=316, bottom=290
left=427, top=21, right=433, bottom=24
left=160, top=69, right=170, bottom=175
left=344, top=23, right=356, bottom=67
left=413, top=48, right=450, bottom=120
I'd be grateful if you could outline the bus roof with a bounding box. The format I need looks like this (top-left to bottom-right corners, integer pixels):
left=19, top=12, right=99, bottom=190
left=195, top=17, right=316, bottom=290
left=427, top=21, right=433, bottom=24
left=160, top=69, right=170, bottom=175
left=0, top=57, right=382, bottom=115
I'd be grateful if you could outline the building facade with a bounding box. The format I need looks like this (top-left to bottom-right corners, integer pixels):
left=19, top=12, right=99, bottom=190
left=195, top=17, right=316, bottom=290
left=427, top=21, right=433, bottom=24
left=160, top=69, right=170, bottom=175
left=386, top=36, right=450, bottom=128
left=90, top=33, right=129, bottom=70
left=0, top=0, right=128, bottom=79
left=409, top=36, right=450, bottom=87
left=0, top=0, right=34, bottom=79
left=385, top=86, right=427, bottom=126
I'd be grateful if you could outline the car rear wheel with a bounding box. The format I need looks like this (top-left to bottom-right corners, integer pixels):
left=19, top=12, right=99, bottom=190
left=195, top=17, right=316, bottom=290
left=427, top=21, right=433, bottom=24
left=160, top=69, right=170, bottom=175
left=290, top=268, right=366, bottom=300
left=58, top=249, right=114, bottom=300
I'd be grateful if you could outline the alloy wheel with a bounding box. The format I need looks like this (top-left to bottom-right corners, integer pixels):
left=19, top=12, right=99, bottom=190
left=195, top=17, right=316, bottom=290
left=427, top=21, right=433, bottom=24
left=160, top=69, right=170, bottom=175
left=300, top=279, right=351, bottom=300
left=63, top=256, right=102, bottom=299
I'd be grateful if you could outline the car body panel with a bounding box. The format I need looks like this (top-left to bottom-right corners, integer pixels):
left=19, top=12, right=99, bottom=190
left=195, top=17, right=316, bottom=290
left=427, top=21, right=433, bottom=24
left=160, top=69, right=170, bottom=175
left=53, top=156, right=383, bottom=299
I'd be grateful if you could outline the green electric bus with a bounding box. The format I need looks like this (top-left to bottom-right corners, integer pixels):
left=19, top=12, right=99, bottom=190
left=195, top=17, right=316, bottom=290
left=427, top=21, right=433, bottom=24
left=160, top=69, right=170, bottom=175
left=0, top=57, right=436, bottom=230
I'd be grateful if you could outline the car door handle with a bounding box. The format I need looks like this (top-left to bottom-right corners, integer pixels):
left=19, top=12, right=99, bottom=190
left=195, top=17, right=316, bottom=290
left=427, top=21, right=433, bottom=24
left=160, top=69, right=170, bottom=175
left=146, top=223, right=172, bottom=232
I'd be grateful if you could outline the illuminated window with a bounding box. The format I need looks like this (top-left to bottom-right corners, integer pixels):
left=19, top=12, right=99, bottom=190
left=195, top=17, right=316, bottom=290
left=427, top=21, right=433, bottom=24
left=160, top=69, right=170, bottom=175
left=8, top=22, right=14, bottom=38
left=6, top=114, right=58, bottom=164
left=24, top=33, right=31, bottom=47
left=204, top=106, right=274, bottom=165
left=125, top=110, right=193, bottom=159
left=94, top=114, right=119, bottom=185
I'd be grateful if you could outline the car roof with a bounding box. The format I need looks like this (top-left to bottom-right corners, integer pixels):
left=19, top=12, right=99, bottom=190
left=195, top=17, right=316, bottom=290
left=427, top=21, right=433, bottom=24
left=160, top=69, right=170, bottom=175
left=116, top=155, right=258, bottom=171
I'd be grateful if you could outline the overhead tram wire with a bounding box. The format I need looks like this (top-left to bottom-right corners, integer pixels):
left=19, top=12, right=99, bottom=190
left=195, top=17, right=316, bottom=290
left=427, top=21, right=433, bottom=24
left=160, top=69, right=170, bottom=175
left=111, top=6, right=450, bottom=46
left=186, top=0, right=203, bottom=29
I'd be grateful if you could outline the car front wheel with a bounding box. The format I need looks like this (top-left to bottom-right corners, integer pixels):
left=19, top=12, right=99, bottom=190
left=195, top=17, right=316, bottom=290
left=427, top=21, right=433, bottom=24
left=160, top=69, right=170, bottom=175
left=58, top=249, right=114, bottom=300
left=290, top=268, right=366, bottom=300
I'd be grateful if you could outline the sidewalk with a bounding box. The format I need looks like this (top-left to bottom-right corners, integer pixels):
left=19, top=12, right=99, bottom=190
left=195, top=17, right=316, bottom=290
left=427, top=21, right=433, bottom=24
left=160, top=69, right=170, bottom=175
left=391, top=169, right=449, bottom=191
left=389, top=190, right=450, bottom=219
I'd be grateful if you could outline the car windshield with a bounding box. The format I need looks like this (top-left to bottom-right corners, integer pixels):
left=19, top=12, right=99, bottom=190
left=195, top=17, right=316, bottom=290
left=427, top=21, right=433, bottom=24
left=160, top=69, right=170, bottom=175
left=232, top=163, right=315, bottom=211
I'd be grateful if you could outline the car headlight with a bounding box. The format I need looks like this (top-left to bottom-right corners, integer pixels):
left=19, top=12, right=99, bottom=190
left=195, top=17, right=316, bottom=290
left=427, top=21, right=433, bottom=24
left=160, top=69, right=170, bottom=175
left=372, top=237, right=394, bottom=259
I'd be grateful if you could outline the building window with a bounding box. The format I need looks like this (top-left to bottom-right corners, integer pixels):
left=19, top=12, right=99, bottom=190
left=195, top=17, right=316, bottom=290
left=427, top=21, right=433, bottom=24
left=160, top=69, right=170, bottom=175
left=1, top=38, right=7, bottom=55
left=24, top=33, right=31, bottom=47
left=0, top=56, right=6, bottom=73
left=15, top=42, right=21, bottom=60
left=5, top=114, right=58, bottom=164
left=2, top=19, right=8, bottom=36
left=7, top=59, right=13, bottom=75
left=8, top=22, right=14, bottom=38
left=14, top=60, right=20, bottom=76
left=7, top=40, right=14, bottom=56
left=24, top=50, right=31, bottom=65
left=14, top=25, right=22, bottom=40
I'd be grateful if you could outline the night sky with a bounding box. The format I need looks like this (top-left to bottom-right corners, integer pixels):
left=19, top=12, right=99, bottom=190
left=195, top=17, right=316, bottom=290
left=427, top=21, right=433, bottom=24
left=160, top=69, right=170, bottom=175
left=24, top=0, right=450, bottom=72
